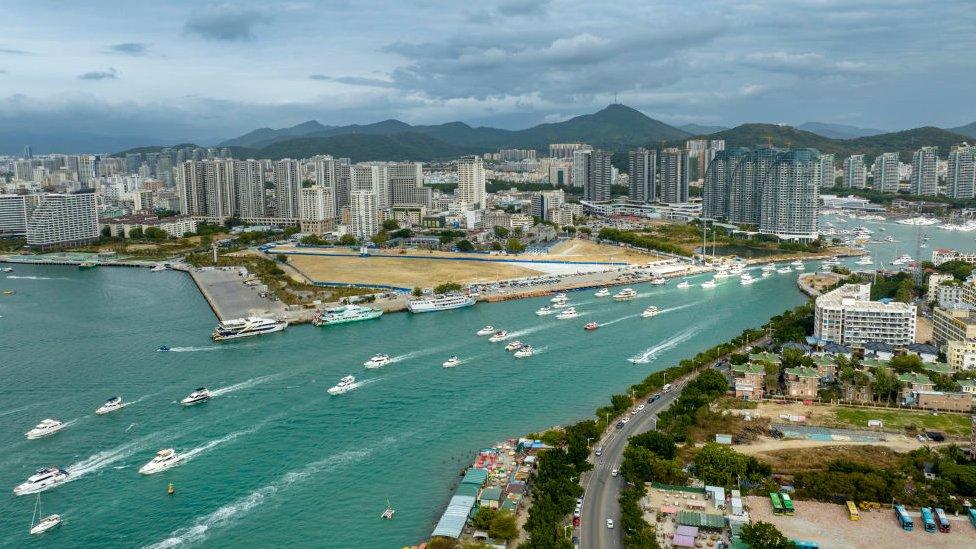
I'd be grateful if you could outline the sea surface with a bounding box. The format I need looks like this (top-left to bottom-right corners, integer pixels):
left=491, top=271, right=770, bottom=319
left=0, top=216, right=971, bottom=548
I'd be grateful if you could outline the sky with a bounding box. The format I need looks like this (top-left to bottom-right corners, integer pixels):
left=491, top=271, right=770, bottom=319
left=0, top=0, right=974, bottom=144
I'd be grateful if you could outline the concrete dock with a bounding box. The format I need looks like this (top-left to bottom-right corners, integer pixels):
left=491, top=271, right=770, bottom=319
left=180, top=265, right=291, bottom=321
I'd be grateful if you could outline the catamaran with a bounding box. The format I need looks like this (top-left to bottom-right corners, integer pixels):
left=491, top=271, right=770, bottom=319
left=211, top=317, right=287, bottom=341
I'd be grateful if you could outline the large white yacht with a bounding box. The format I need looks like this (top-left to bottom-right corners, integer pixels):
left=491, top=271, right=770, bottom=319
left=13, top=467, right=69, bottom=496
left=556, top=307, right=579, bottom=320
left=856, top=256, right=874, bottom=265
left=95, top=396, right=126, bottom=415
left=891, top=254, right=914, bottom=266
left=363, top=354, right=391, bottom=369
left=594, top=288, right=610, bottom=298
left=211, top=317, right=287, bottom=341
left=314, top=305, right=382, bottom=327
left=180, top=387, right=211, bottom=406
left=513, top=346, right=535, bottom=358
left=505, top=340, right=524, bottom=351
left=612, top=288, right=637, bottom=301
left=25, top=420, right=65, bottom=440
left=535, top=306, right=554, bottom=316
left=649, top=277, right=666, bottom=286
left=488, top=330, right=509, bottom=342
left=407, top=293, right=476, bottom=313
left=476, top=325, right=496, bottom=336
left=327, top=375, right=357, bottom=395
left=139, top=449, right=184, bottom=475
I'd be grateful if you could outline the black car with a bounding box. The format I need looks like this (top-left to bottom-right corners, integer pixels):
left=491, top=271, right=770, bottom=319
left=649, top=394, right=661, bottom=403
left=616, top=421, right=625, bottom=429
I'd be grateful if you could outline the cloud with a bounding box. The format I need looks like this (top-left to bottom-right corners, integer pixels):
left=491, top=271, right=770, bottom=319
left=308, top=74, right=396, bottom=88
left=184, top=6, right=269, bottom=42
left=78, top=68, right=118, bottom=80
left=0, top=47, right=30, bottom=55
left=497, top=0, right=550, bottom=16
left=742, top=51, right=872, bottom=76
left=107, top=42, right=149, bottom=56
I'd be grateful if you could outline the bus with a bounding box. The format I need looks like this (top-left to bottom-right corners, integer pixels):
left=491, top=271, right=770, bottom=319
left=894, top=505, right=913, bottom=531
left=793, top=542, right=819, bottom=549
left=969, top=507, right=976, bottom=529
left=920, top=507, right=936, bottom=533
left=769, top=493, right=785, bottom=515
left=846, top=501, right=860, bottom=521
left=934, top=508, right=950, bottom=533
left=781, top=493, right=795, bottom=515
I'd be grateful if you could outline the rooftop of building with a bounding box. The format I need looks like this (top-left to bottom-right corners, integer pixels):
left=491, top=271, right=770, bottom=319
left=897, top=372, right=933, bottom=385
left=818, top=283, right=915, bottom=312
left=785, top=367, right=819, bottom=378
left=732, top=363, right=767, bottom=375
left=749, top=352, right=781, bottom=364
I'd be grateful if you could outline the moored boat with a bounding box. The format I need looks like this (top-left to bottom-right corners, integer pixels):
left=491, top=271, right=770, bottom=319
left=407, top=293, right=476, bottom=313
left=212, top=317, right=287, bottom=341
left=314, top=305, right=382, bottom=327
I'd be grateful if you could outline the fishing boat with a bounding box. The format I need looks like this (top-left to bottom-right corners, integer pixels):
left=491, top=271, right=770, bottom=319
left=28, top=494, right=61, bottom=535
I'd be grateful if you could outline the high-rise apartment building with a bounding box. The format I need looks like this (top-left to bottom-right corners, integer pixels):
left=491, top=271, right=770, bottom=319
left=584, top=149, right=613, bottom=202
left=873, top=152, right=900, bottom=193
left=842, top=155, right=867, bottom=189
left=387, top=162, right=430, bottom=208
left=0, top=194, right=28, bottom=237
left=947, top=145, right=976, bottom=199
left=571, top=148, right=592, bottom=190
left=818, top=153, right=835, bottom=188
left=628, top=148, right=657, bottom=203
left=77, top=154, right=99, bottom=189
left=814, top=283, right=917, bottom=346
left=911, top=146, right=938, bottom=196
left=351, top=164, right=389, bottom=209
left=660, top=148, right=690, bottom=204
left=26, top=191, right=99, bottom=248
left=456, top=156, right=486, bottom=209
left=273, top=159, right=302, bottom=217
left=531, top=189, right=565, bottom=221
left=549, top=143, right=590, bottom=159
left=350, top=190, right=378, bottom=241
left=548, top=162, right=572, bottom=187
left=702, top=148, right=747, bottom=219
left=234, top=159, right=266, bottom=218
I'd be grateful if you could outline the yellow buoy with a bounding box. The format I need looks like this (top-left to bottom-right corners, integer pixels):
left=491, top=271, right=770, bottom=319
left=167, top=483, right=175, bottom=495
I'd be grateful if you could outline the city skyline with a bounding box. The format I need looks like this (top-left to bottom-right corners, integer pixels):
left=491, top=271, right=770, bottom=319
left=1, top=0, right=975, bottom=145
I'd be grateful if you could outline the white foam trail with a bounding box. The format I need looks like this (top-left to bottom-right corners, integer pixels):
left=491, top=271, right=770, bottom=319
left=181, top=427, right=258, bottom=463
left=656, top=303, right=697, bottom=315
left=628, top=326, right=703, bottom=364
left=144, top=448, right=373, bottom=549
left=349, top=377, right=381, bottom=391
left=0, top=404, right=32, bottom=418
left=599, top=313, right=640, bottom=326
left=210, top=375, right=278, bottom=397
left=65, top=432, right=159, bottom=483
left=125, top=423, right=136, bottom=433
left=504, top=322, right=559, bottom=339
left=163, top=346, right=222, bottom=353
left=5, top=275, right=69, bottom=280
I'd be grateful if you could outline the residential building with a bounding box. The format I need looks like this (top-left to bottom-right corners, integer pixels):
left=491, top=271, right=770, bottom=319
left=818, top=153, right=835, bottom=188
left=933, top=307, right=976, bottom=348
left=814, top=283, right=917, bottom=346
left=571, top=148, right=592, bottom=190
left=387, top=162, right=429, bottom=208
left=456, top=156, right=487, bottom=209
left=702, top=148, right=747, bottom=219
left=548, top=161, right=572, bottom=187
left=234, top=159, right=266, bottom=218
left=758, top=148, right=819, bottom=241
left=947, top=339, right=976, bottom=372
left=784, top=367, right=819, bottom=398
left=498, top=149, right=536, bottom=162
left=99, top=213, right=197, bottom=238
left=873, top=152, right=900, bottom=193
left=26, top=191, right=99, bottom=248
left=931, top=248, right=976, bottom=267
left=530, top=190, right=565, bottom=221
left=584, top=149, right=613, bottom=202
left=732, top=363, right=765, bottom=400
left=509, top=213, right=534, bottom=230
left=947, top=145, right=976, bottom=199
left=842, top=155, right=867, bottom=189
left=909, top=390, right=973, bottom=412
left=659, top=148, right=689, bottom=204
left=0, top=194, right=28, bottom=237
left=628, top=148, right=657, bottom=203
left=549, top=143, right=590, bottom=159
left=935, top=283, right=968, bottom=310
left=273, top=159, right=302, bottom=217
left=77, top=154, right=99, bottom=189
left=910, top=146, right=938, bottom=196
left=349, top=190, right=378, bottom=241
left=299, top=186, right=336, bottom=235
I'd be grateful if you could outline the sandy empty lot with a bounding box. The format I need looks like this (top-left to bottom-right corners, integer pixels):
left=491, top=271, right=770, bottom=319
left=544, top=239, right=661, bottom=264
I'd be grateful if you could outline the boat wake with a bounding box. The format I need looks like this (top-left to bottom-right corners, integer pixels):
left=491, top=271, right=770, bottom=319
left=656, top=303, right=697, bottom=315
left=161, top=346, right=221, bottom=353
left=210, top=375, right=279, bottom=397
left=349, top=377, right=381, bottom=390
left=65, top=432, right=160, bottom=483
left=599, top=313, right=640, bottom=327
left=181, top=426, right=259, bottom=463
left=144, top=447, right=374, bottom=549
left=0, top=404, right=33, bottom=418
left=504, top=322, right=559, bottom=340
left=5, top=275, right=70, bottom=281
left=627, top=326, right=702, bottom=364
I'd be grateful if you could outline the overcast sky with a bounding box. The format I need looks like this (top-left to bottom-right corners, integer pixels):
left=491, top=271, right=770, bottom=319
left=1, top=0, right=974, bottom=142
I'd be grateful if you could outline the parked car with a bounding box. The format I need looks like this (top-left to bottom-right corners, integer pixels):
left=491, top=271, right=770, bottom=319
left=606, top=519, right=614, bottom=529
left=595, top=447, right=603, bottom=457
left=611, top=468, right=619, bottom=477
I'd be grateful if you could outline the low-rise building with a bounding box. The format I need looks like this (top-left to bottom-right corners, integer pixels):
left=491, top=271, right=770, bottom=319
left=911, top=390, right=973, bottom=412
left=899, top=373, right=935, bottom=402
left=958, top=379, right=976, bottom=398
left=99, top=214, right=198, bottom=238
left=814, top=284, right=916, bottom=346
left=732, top=363, right=765, bottom=400
left=784, top=367, right=819, bottom=398
left=932, top=248, right=976, bottom=266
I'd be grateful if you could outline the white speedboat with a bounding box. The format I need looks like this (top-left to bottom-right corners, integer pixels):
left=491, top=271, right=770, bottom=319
left=212, top=317, right=287, bottom=341
left=95, top=396, right=126, bottom=415
left=513, top=346, right=535, bottom=358
left=612, top=288, right=637, bottom=301
left=641, top=306, right=659, bottom=318
left=505, top=340, right=524, bottom=351
left=442, top=356, right=460, bottom=368
left=25, top=419, right=65, bottom=440
left=728, top=264, right=744, bottom=275
left=535, top=306, right=554, bottom=316
left=790, top=260, right=803, bottom=267
left=327, top=375, right=357, bottom=395
left=29, top=494, right=61, bottom=535
left=488, top=331, right=509, bottom=342
left=740, top=273, right=757, bottom=285
left=139, top=448, right=184, bottom=475
left=363, top=354, right=391, bottom=369
left=856, top=256, right=873, bottom=265
left=761, top=264, right=776, bottom=273
left=701, top=280, right=717, bottom=289
left=556, top=307, right=579, bottom=320
left=676, top=281, right=691, bottom=289
left=476, top=325, right=496, bottom=336
left=150, top=264, right=167, bottom=272
left=594, top=288, right=610, bottom=298
left=550, top=293, right=567, bottom=303
left=1, top=267, right=12, bottom=273
left=551, top=301, right=569, bottom=309
left=180, top=387, right=211, bottom=406
left=776, top=266, right=792, bottom=274
left=713, top=269, right=732, bottom=279
left=761, top=271, right=772, bottom=278
left=13, top=467, right=69, bottom=496
left=891, top=254, right=913, bottom=266
left=649, top=277, right=666, bottom=286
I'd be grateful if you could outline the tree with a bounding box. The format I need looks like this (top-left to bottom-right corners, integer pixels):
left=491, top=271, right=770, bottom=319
left=128, top=226, right=144, bottom=239
left=493, top=226, right=510, bottom=238
left=145, top=227, right=168, bottom=241
left=101, top=226, right=112, bottom=238
left=472, top=506, right=498, bottom=530
left=275, top=254, right=288, bottom=263
left=427, top=537, right=458, bottom=549
left=300, top=234, right=326, bottom=246
left=506, top=237, right=525, bottom=254
left=456, top=239, right=475, bottom=252
left=628, top=431, right=677, bottom=460
left=382, top=219, right=400, bottom=231
left=739, top=522, right=796, bottom=549
left=412, top=287, right=423, bottom=297
left=871, top=367, right=902, bottom=402
left=338, top=234, right=357, bottom=245
left=490, top=242, right=502, bottom=251
left=693, top=443, right=747, bottom=487
left=371, top=231, right=389, bottom=246
left=579, top=227, right=592, bottom=235
left=895, top=277, right=915, bottom=303
left=889, top=354, right=923, bottom=373
left=488, top=510, right=518, bottom=540
left=434, top=282, right=463, bottom=294
left=223, top=216, right=243, bottom=228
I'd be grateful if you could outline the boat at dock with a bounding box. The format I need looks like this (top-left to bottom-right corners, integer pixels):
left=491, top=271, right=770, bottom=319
left=776, top=266, right=792, bottom=274
left=856, top=256, right=873, bottom=265
left=407, top=293, right=476, bottom=313
left=612, top=288, right=637, bottom=301
left=150, top=264, right=167, bottom=272
left=327, top=375, right=357, bottom=395
left=78, top=262, right=96, bottom=270
left=314, top=305, right=382, bottom=327
left=212, top=317, right=287, bottom=341
left=594, top=288, right=610, bottom=297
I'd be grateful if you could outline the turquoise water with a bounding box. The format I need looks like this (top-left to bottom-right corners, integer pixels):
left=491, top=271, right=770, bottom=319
left=0, top=217, right=968, bottom=548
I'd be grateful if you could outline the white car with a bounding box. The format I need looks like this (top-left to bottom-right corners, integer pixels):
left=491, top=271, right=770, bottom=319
left=606, top=519, right=614, bottom=529
left=637, top=404, right=645, bottom=411
left=574, top=509, right=581, bottom=518
left=611, top=468, right=619, bottom=477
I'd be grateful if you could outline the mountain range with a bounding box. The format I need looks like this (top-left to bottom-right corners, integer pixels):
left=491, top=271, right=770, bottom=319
left=796, top=122, right=886, bottom=139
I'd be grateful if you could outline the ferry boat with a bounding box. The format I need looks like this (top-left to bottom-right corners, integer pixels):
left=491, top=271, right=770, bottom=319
left=95, top=396, right=126, bottom=415
left=584, top=322, right=599, bottom=331
left=407, top=293, right=476, bottom=313
left=535, top=306, right=554, bottom=316
left=442, top=356, right=460, bottom=368
left=476, top=325, right=496, bottom=336
left=649, top=277, right=666, bottom=286
left=212, top=317, right=287, bottom=341
left=550, top=293, right=567, bottom=303
left=180, top=387, right=211, bottom=406
left=612, top=288, right=637, bottom=301
left=488, top=331, right=509, bottom=342
left=513, top=346, right=535, bottom=358
left=28, top=494, right=61, bottom=535
left=556, top=307, right=579, bottom=320
left=139, top=449, right=184, bottom=474
left=363, top=354, right=391, bottom=369
left=641, top=306, right=659, bottom=318
left=26, top=419, right=65, bottom=440
left=327, top=375, right=357, bottom=395
left=314, top=305, right=382, bottom=327
left=504, top=340, right=524, bottom=351
left=856, top=256, right=874, bottom=265
left=594, top=288, right=610, bottom=298
left=13, top=467, right=69, bottom=496
left=676, top=281, right=691, bottom=289
left=700, top=279, right=717, bottom=289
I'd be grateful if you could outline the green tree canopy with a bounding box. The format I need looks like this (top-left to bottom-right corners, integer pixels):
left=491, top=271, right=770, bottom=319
left=338, top=234, right=357, bottom=245
left=382, top=219, right=400, bottom=231
left=456, top=239, right=475, bottom=252
left=740, top=522, right=795, bottom=549
left=506, top=237, right=526, bottom=254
